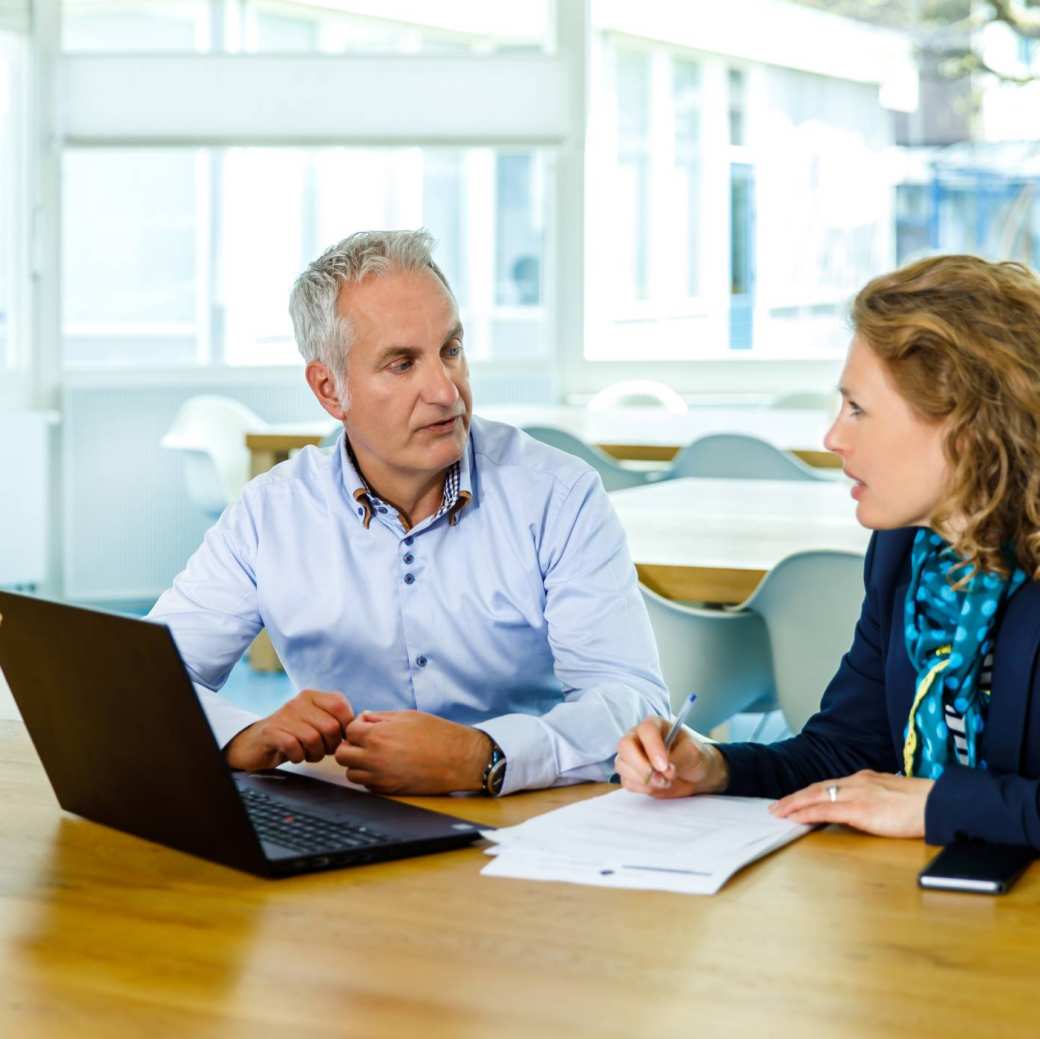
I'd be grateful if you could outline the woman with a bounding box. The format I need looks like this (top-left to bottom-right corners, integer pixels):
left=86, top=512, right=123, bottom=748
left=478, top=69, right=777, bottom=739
left=615, top=254, right=1040, bottom=848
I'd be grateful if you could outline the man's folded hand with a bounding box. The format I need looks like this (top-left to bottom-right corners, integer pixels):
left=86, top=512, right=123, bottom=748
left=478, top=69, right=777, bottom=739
left=335, top=710, right=491, bottom=795
left=224, top=689, right=354, bottom=771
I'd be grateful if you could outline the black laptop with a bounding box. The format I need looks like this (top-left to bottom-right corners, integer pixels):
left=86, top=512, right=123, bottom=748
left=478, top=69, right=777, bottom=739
left=0, top=591, right=484, bottom=877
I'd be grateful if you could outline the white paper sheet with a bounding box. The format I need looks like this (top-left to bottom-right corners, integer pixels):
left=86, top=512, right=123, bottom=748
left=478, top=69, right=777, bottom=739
left=480, top=789, right=809, bottom=895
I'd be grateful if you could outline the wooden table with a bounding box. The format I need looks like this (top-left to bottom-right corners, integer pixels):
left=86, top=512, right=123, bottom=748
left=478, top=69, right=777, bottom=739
left=2, top=720, right=1036, bottom=1037
left=611, top=477, right=871, bottom=603
left=244, top=404, right=839, bottom=476
left=478, top=404, right=840, bottom=467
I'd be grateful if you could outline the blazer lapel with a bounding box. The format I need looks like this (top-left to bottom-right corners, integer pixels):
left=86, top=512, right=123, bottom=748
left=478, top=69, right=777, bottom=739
left=986, top=581, right=1040, bottom=772
left=886, top=576, right=917, bottom=755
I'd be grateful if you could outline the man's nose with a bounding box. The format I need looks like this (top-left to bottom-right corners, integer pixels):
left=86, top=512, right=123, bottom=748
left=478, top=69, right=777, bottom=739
left=424, top=360, right=460, bottom=406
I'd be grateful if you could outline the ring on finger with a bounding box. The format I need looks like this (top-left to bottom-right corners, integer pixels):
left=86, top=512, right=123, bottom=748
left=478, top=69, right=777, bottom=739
left=825, top=783, right=840, bottom=803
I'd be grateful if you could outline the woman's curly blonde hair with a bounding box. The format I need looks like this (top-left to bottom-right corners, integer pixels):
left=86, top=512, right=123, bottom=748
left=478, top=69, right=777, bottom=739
left=852, top=254, right=1040, bottom=580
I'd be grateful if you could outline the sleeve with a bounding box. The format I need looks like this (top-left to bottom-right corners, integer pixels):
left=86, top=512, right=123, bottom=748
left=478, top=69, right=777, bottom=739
left=147, top=486, right=266, bottom=748
left=925, top=765, right=1040, bottom=848
left=474, top=469, right=670, bottom=794
left=718, top=533, right=901, bottom=798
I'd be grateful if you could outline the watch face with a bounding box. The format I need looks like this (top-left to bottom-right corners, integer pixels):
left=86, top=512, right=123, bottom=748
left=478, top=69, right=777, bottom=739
left=488, top=757, right=507, bottom=796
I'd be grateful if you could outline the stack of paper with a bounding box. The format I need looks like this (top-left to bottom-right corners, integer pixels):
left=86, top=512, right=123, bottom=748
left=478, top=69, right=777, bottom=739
left=481, top=789, right=809, bottom=895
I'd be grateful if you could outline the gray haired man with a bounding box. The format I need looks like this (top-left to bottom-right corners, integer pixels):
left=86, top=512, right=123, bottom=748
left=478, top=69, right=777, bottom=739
left=150, top=229, right=668, bottom=796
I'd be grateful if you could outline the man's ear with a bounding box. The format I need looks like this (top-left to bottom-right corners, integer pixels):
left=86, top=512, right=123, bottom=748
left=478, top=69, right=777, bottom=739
left=305, top=361, right=348, bottom=421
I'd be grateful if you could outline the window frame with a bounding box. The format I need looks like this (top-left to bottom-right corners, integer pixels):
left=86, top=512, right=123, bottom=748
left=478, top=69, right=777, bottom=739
left=0, top=26, right=31, bottom=398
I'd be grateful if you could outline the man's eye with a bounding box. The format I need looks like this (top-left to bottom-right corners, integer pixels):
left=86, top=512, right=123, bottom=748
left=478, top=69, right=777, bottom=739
left=445, top=341, right=463, bottom=358
left=389, top=360, right=413, bottom=374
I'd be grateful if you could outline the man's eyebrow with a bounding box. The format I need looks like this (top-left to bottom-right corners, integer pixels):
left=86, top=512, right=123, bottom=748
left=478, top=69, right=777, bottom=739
left=373, top=344, right=421, bottom=365
left=837, top=384, right=851, bottom=398
left=443, top=321, right=464, bottom=344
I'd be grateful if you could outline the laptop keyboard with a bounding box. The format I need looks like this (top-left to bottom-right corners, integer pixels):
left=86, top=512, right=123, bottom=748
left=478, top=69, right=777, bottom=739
left=240, top=787, right=389, bottom=855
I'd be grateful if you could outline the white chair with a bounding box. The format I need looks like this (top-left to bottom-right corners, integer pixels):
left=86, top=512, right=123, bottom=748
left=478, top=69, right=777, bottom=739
left=737, top=549, right=865, bottom=734
left=523, top=425, right=653, bottom=492
left=160, top=396, right=266, bottom=516
left=667, top=432, right=829, bottom=482
left=640, top=584, right=775, bottom=732
left=587, top=379, right=688, bottom=414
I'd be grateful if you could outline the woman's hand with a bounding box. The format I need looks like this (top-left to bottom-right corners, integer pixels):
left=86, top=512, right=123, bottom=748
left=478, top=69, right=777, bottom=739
left=769, top=770, right=934, bottom=838
left=614, top=717, right=730, bottom=799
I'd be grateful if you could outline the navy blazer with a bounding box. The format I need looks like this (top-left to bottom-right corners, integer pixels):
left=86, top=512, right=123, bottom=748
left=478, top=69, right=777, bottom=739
left=721, top=528, right=1040, bottom=847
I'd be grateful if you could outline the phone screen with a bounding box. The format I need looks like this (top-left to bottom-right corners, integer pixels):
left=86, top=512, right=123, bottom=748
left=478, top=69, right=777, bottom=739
left=918, top=840, right=1036, bottom=894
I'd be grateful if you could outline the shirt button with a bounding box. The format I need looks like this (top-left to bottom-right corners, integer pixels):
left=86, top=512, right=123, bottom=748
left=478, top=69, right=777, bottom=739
left=356, top=507, right=364, bottom=516
left=404, top=573, right=415, bottom=585
left=416, top=655, right=428, bottom=668
left=403, top=553, right=415, bottom=565
left=403, top=536, right=414, bottom=546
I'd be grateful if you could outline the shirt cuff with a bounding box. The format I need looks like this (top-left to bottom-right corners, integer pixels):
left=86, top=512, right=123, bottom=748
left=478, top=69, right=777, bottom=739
left=473, top=713, right=560, bottom=795
left=193, top=683, right=262, bottom=751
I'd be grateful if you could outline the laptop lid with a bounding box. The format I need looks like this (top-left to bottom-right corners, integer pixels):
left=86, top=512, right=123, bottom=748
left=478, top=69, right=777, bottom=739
left=0, top=592, right=482, bottom=876
left=0, top=591, right=271, bottom=874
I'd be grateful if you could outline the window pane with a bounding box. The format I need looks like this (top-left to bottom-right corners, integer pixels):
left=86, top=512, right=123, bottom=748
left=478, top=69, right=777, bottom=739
left=63, top=1, right=210, bottom=52
left=616, top=47, right=650, bottom=302
left=728, top=67, right=746, bottom=146
left=0, top=40, right=14, bottom=367
left=673, top=58, right=701, bottom=297
left=63, top=1, right=554, bottom=54
left=495, top=153, right=543, bottom=307
left=63, top=149, right=200, bottom=367
left=63, top=146, right=552, bottom=368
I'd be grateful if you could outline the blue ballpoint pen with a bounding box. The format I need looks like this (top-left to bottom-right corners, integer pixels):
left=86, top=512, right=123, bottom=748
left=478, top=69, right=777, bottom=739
left=609, top=691, right=699, bottom=784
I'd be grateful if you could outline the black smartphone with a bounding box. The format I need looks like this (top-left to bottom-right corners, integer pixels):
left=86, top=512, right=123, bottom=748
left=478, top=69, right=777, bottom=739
left=918, top=840, right=1036, bottom=894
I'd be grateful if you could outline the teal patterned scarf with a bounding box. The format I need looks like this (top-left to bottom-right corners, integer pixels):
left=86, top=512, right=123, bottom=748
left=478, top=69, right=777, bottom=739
left=902, top=529, right=1026, bottom=779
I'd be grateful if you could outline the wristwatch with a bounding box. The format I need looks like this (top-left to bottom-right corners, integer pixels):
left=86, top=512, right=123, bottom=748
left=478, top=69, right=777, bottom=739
left=481, top=736, right=507, bottom=797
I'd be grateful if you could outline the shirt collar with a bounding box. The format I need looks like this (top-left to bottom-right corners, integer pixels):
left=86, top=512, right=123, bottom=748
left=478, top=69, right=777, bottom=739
left=339, top=431, right=473, bottom=531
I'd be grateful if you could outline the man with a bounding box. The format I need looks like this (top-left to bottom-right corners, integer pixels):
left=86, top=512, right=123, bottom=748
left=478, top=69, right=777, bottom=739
left=150, top=229, right=668, bottom=796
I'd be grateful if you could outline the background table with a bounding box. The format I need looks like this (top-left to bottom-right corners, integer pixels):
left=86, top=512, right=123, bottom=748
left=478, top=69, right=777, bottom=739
left=478, top=403, right=839, bottom=467
left=1, top=720, right=1036, bottom=1037
left=610, top=477, right=871, bottom=603
left=244, top=404, right=839, bottom=476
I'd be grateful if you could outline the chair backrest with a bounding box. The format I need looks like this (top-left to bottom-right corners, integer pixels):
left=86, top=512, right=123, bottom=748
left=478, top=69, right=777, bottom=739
left=640, top=584, right=775, bottom=731
left=522, top=426, right=650, bottom=492
left=587, top=379, right=688, bottom=415
left=160, top=396, right=266, bottom=515
left=739, top=549, right=865, bottom=733
left=668, top=433, right=829, bottom=482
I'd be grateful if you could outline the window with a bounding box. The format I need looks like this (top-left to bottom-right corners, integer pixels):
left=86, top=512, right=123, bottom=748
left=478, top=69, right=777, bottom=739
left=0, top=19, right=28, bottom=372
left=588, top=28, right=895, bottom=362
left=62, top=147, right=552, bottom=368
left=62, top=1, right=554, bottom=55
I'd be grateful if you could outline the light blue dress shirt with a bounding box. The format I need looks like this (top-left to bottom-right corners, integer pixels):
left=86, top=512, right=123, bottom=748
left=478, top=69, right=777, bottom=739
left=149, top=416, right=669, bottom=794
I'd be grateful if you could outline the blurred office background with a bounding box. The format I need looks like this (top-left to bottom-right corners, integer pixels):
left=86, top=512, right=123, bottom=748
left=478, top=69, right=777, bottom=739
left=1, top=0, right=1039, bottom=720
